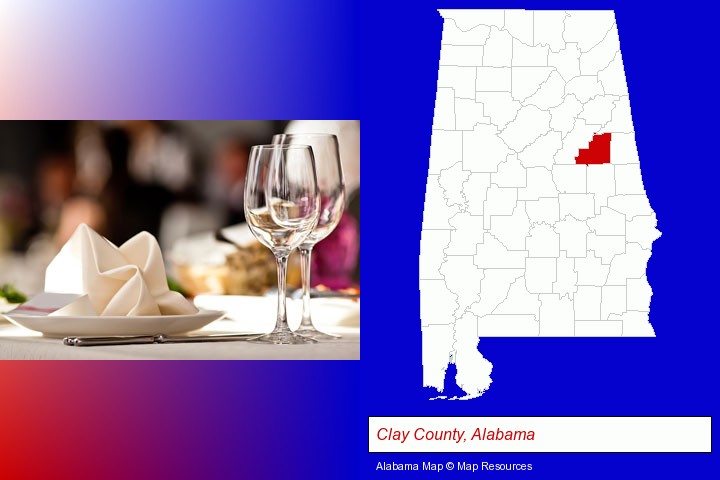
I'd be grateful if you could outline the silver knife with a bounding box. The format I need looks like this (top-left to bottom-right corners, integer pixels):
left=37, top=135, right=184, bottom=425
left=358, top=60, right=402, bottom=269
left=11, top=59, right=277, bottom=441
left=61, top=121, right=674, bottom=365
left=63, top=333, right=262, bottom=347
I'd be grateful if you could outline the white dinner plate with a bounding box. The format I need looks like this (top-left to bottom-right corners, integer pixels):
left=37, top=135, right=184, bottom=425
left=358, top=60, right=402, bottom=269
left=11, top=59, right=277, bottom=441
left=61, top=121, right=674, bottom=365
left=1, top=309, right=225, bottom=337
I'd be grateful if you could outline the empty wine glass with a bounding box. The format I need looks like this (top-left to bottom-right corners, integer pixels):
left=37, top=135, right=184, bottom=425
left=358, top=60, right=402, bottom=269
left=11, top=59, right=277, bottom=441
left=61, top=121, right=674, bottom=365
left=244, top=144, right=320, bottom=344
left=273, top=134, right=345, bottom=340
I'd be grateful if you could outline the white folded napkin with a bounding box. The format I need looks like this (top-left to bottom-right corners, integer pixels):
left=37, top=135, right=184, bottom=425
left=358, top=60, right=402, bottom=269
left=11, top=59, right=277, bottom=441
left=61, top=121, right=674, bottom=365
left=44, top=224, right=198, bottom=316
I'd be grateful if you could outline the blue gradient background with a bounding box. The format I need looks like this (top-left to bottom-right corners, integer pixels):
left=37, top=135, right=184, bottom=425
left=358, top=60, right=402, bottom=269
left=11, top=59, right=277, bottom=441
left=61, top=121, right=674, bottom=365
left=1, top=0, right=718, bottom=478
left=0, top=0, right=358, bottom=118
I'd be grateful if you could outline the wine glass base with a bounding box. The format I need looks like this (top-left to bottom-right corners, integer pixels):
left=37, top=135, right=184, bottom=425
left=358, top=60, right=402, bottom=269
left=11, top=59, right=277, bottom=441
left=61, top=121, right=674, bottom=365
left=248, top=330, right=318, bottom=345
left=294, top=326, right=341, bottom=340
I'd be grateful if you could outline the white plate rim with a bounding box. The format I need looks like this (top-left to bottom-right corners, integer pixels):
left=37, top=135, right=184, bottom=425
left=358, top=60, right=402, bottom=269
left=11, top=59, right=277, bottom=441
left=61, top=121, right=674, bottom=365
left=1, top=309, right=225, bottom=337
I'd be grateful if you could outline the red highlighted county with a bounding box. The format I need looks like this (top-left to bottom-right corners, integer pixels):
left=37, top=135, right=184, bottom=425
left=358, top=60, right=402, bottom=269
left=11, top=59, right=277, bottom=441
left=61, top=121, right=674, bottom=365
left=575, top=132, right=611, bottom=165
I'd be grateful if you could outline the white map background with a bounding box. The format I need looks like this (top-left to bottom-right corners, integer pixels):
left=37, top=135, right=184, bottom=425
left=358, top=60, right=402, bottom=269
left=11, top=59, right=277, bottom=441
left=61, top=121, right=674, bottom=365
left=420, top=10, right=661, bottom=400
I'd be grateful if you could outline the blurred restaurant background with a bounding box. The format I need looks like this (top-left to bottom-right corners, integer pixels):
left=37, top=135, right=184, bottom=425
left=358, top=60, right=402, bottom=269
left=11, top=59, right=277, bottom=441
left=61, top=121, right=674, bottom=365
left=0, top=120, right=360, bottom=298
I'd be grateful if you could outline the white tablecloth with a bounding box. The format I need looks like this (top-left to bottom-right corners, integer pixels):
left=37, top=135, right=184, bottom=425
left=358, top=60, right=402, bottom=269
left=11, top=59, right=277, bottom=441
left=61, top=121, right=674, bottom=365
left=0, top=320, right=359, bottom=360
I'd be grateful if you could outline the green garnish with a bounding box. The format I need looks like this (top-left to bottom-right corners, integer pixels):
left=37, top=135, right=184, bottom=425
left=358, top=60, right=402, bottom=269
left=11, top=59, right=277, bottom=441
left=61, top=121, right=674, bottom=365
left=167, top=277, right=188, bottom=297
left=0, top=284, right=28, bottom=304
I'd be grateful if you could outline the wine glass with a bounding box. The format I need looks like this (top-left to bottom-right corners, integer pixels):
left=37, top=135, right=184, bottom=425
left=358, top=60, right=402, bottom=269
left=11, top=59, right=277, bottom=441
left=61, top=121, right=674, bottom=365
left=244, top=144, right=320, bottom=344
left=273, top=133, right=345, bottom=340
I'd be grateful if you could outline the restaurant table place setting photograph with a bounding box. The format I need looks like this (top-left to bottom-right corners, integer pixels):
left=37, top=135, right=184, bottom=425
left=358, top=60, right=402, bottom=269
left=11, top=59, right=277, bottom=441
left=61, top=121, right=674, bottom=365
left=0, top=120, right=360, bottom=360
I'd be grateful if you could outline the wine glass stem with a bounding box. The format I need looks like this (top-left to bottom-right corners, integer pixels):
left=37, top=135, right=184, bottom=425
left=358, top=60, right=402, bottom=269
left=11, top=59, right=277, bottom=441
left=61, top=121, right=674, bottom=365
left=299, top=246, right=314, bottom=329
left=274, top=254, right=291, bottom=333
